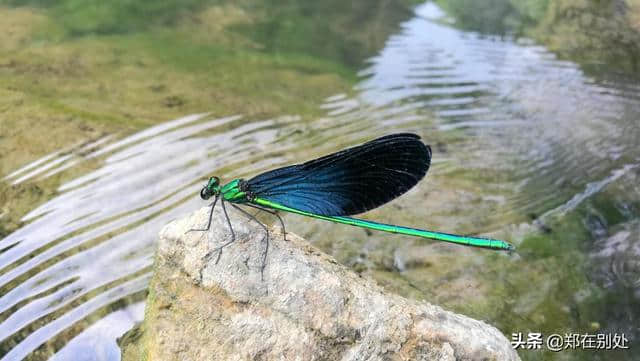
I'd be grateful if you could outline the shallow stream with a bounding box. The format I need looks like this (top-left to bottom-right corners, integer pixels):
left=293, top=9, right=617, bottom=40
left=1, top=2, right=639, bottom=360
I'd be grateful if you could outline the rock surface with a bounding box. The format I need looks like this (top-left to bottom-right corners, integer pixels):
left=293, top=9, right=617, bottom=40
left=120, top=206, right=520, bottom=361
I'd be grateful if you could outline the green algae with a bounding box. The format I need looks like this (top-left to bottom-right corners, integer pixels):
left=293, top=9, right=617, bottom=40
left=3, top=2, right=639, bottom=360
left=403, top=169, right=638, bottom=360
left=437, top=0, right=640, bottom=76
left=0, top=0, right=415, bottom=238
left=0, top=3, right=420, bottom=358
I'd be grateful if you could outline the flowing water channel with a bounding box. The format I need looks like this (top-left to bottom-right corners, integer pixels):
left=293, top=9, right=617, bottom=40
left=1, top=3, right=639, bottom=360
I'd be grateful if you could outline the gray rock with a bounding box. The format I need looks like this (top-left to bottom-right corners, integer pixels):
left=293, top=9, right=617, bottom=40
left=122, top=205, right=520, bottom=361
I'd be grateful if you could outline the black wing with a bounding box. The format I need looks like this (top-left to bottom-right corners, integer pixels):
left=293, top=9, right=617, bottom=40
left=246, top=133, right=431, bottom=216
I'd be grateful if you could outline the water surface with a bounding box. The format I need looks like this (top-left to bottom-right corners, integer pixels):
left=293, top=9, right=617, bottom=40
left=2, top=2, right=640, bottom=360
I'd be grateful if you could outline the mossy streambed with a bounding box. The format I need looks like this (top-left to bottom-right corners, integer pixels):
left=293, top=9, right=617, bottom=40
left=2, top=1, right=640, bottom=361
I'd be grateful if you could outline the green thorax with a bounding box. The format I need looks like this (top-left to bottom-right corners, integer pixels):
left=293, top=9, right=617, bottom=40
left=221, top=178, right=247, bottom=202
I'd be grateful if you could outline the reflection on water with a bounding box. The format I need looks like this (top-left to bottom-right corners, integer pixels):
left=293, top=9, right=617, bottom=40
left=2, top=2, right=640, bottom=360
left=50, top=302, right=144, bottom=361
left=347, top=3, right=640, bottom=232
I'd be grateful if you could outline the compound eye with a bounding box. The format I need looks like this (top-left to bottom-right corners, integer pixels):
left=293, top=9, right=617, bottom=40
left=200, top=187, right=211, bottom=200
left=209, top=176, right=220, bottom=187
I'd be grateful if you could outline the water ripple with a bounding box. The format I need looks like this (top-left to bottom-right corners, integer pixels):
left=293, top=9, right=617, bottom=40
left=2, top=2, right=640, bottom=359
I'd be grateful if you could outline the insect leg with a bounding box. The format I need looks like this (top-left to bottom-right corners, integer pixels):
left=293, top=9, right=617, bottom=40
left=230, top=204, right=269, bottom=281
left=242, top=203, right=287, bottom=242
left=187, top=195, right=219, bottom=233
left=206, top=198, right=237, bottom=265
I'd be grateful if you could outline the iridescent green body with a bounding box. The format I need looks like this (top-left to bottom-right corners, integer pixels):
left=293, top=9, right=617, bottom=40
left=205, top=177, right=513, bottom=251
left=220, top=179, right=246, bottom=203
